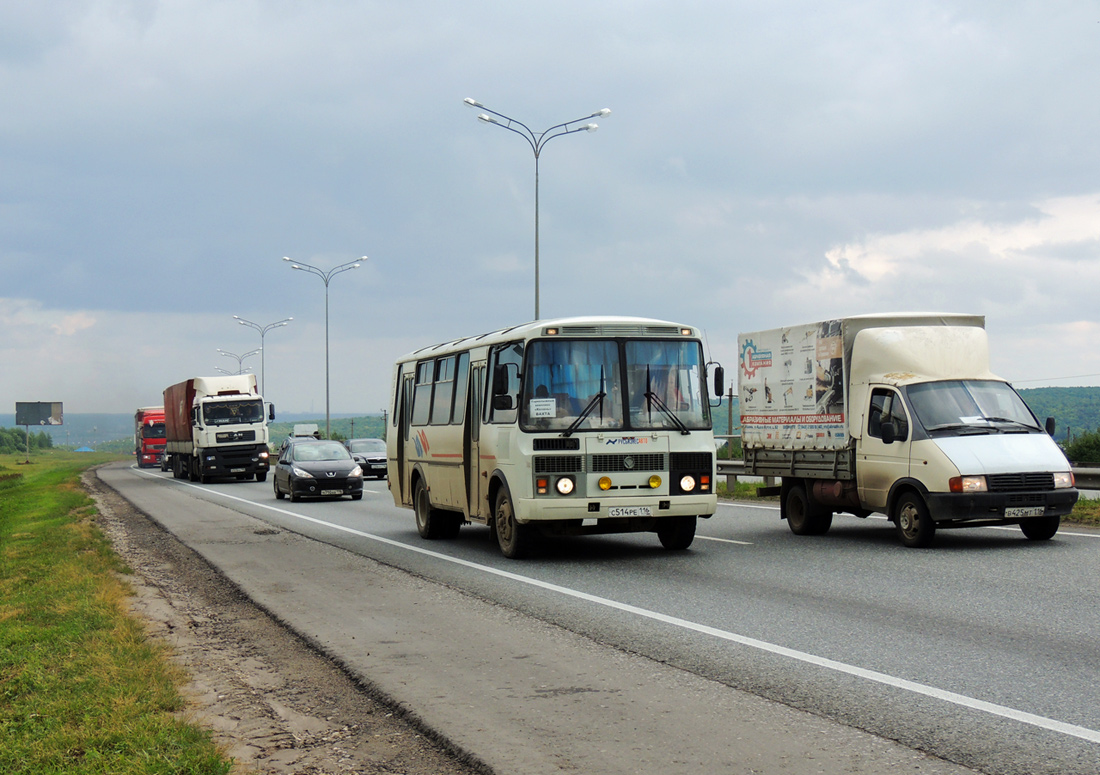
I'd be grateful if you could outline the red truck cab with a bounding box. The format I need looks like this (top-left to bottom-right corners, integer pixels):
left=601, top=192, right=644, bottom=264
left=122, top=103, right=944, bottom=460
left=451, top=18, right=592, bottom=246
left=134, top=406, right=167, bottom=468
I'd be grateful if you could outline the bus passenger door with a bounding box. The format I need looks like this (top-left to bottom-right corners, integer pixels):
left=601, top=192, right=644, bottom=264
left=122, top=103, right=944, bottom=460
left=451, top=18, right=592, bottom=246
left=465, top=365, right=484, bottom=519
left=398, top=372, right=414, bottom=505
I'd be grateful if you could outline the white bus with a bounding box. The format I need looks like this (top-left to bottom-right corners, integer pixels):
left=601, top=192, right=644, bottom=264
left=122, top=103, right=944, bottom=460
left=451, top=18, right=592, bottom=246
left=387, top=316, right=725, bottom=558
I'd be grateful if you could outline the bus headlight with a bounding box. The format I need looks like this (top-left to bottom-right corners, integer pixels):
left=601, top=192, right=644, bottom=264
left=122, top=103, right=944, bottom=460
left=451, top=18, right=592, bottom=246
left=648, top=475, right=662, bottom=489
left=599, top=476, right=612, bottom=491
left=556, top=476, right=575, bottom=495
left=680, top=475, right=696, bottom=492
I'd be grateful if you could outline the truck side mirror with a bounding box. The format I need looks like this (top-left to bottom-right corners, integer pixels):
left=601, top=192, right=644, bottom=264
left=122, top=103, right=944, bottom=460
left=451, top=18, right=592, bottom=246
left=713, top=365, right=725, bottom=397
left=881, top=421, right=897, bottom=444
left=1045, top=417, right=1056, bottom=436
left=268, top=403, right=276, bottom=422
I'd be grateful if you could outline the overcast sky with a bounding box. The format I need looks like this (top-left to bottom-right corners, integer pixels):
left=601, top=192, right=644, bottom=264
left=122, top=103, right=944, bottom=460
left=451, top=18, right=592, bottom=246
left=3, top=1, right=1099, bottom=416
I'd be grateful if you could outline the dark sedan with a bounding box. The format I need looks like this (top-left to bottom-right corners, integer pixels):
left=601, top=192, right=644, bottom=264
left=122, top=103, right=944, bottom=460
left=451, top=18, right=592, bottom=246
left=344, top=438, right=388, bottom=479
left=273, top=439, right=364, bottom=501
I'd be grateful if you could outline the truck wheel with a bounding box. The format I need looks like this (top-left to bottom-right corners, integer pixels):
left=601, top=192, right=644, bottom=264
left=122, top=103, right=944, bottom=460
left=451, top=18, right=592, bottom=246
left=895, top=492, right=935, bottom=548
left=256, top=472, right=267, bottom=483
left=657, top=515, right=697, bottom=550
left=494, top=485, right=532, bottom=559
left=189, top=459, right=200, bottom=482
left=1020, top=515, right=1060, bottom=541
left=785, top=484, right=833, bottom=536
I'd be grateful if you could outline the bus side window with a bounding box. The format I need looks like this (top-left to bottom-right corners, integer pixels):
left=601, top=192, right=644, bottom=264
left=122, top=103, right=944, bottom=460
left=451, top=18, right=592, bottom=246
left=488, top=343, right=522, bottom=424
left=412, top=360, right=433, bottom=426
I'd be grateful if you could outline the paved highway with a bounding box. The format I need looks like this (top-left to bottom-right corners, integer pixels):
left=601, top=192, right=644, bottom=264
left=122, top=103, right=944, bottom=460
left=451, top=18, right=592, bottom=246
left=101, top=463, right=1100, bottom=775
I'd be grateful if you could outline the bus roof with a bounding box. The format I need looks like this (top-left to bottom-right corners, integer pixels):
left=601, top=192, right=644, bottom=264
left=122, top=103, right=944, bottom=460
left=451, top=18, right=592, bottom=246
left=397, top=316, right=701, bottom=363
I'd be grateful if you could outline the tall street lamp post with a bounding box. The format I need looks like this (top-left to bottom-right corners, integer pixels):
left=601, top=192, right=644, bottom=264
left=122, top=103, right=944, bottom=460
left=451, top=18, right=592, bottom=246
left=464, top=97, right=610, bottom=321
left=283, top=256, right=366, bottom=439
left=233, top=316, right=293, bottom=397
left=217, top=348, right=261, bottom=375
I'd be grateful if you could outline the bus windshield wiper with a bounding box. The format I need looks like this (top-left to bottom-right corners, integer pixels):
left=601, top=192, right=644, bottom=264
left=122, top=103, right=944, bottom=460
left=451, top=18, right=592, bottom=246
left=563, top=366, right=606, bottom=438
left=644, top=366, right=690, bottom=435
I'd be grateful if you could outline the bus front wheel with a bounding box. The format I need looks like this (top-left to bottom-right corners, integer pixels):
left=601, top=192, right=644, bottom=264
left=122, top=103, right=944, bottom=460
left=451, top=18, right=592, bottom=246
left=494, top=486, right=532, bottom=559
left=657, top=515, right=696, bottom=550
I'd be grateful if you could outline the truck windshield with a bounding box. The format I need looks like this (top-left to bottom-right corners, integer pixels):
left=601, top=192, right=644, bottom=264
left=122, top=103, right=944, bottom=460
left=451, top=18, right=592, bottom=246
left=520, top=338, right=709, bottom=432
left=141, top=422, right=166, bottom=439
left=906, top=380, right=1040, bottom=433
left=203, top=399, right=264, bottom=426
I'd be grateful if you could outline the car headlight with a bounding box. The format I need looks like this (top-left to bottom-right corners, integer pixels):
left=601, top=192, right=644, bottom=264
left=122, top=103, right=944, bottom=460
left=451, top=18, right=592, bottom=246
left=291, top=466, right=314, bottom=478
left=350, top=465, right=363, bottom=478
left=949, top=475, right=987, bottom=493
left=1053, top=471, right=1074, bottom=489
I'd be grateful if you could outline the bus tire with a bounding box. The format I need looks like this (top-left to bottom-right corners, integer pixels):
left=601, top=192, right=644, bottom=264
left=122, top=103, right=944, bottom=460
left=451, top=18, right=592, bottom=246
left=1020, top=515, right=1059, bottom=541
left=657, top=515, right=696, bottom=550
left=785, top=484, right=832, bottom=536
left=895, top=491, right=935, bottom=548
left=414, top=479, right=450, bottom=539
left=494, top=485, right=532, bottom=559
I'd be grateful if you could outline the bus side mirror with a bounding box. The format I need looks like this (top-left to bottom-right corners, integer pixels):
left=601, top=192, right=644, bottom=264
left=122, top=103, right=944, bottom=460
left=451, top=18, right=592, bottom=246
left=492, top=394, right=514, bottom=411
left=1046, top=417, right=1056, bottom=436
left=713, top=365, right=725, bottom=397
left=492, top=364, right=509, bottom=396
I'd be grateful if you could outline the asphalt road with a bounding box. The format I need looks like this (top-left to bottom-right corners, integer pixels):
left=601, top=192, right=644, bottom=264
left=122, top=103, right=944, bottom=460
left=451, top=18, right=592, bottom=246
left=99, top=463, right=1100, bottom=775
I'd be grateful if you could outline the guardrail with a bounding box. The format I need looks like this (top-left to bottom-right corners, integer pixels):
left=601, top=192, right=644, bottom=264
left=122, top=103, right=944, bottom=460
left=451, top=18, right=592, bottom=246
left=716, top=459, right=1100, bottom=491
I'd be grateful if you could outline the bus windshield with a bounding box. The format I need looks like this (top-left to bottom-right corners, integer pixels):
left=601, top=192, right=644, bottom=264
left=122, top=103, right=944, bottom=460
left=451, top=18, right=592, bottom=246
left=520, top=338, right=709, bottom=432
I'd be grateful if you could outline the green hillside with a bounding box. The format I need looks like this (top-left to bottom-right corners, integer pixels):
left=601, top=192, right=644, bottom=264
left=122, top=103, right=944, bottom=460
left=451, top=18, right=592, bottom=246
left=1017, top=387, right=1100, bottom=441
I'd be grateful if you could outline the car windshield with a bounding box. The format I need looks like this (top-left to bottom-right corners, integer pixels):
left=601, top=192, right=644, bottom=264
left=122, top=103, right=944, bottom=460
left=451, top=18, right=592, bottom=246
left=292, top=442, right=351, bottom=462
left=349, top=439, right=385, bottom=454
left=203, top=399, right=264, bottom=426
left=520, top=338, right=709, bottom=432
left=906, top=380, right=1040, bottom=432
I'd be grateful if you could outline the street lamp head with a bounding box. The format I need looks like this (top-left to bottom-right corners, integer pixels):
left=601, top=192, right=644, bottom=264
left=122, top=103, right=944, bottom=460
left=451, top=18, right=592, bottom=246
left=478, top=114, right=495, bottom=124
left=464, top=97, right=483, bottom=108
left=584, top=123, right=599, bottom=132
left=597, top=108, right=611, bottom=117
left=282, top=256, right=292, bottom=262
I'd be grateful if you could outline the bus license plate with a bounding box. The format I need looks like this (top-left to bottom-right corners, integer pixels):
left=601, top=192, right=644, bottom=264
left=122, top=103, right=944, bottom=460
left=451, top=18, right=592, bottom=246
left=1005, top=506, right=1044, bottom=518
left=607, top=506, right=652, bottom=517
left=321, top=489, right=344, bottom=496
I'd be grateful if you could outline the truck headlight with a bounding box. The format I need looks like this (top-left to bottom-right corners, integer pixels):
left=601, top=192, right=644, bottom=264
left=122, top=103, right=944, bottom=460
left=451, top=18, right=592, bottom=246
left=949, top=475, right=987, bottom=493
left=1053, top=471, right=1074, bottom=489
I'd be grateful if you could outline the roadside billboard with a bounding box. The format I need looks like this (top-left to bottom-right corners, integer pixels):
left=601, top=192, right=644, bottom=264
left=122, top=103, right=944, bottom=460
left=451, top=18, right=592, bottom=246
left=15, top=402, right=64, bottom=426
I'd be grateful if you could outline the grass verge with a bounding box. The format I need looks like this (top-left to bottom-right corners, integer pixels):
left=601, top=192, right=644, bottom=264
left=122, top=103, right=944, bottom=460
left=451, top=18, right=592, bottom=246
left=0, top=452, right=232, bottom=775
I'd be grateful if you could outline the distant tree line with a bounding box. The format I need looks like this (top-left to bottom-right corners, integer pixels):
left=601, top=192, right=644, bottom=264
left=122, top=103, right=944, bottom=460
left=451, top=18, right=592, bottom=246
left=0, top=427, right=55, bottom=454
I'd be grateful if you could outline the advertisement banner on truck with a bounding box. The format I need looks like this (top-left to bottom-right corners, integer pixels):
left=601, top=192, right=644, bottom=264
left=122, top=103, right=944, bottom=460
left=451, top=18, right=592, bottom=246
left=739, top=321, right=846, bottom=449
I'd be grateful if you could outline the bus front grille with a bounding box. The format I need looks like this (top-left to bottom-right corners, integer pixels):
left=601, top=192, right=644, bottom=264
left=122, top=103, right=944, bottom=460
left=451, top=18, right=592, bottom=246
left=590, top=453, right=666, bottom=473
left=535, top=456, right=584, bottom=474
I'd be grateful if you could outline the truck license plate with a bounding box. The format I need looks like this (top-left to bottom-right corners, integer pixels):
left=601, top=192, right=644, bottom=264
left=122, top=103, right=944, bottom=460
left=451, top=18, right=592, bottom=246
left=230, top=468, right=245, bottom=473
left=321, top=489, right=343, bottom=496
left=607, top=506, right=652, bottom=517
left=1005, top=506, right=1044, bottom=518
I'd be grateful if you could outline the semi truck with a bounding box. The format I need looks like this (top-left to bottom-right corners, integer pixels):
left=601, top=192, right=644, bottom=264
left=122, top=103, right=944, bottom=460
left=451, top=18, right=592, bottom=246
left=162, top=375, right=274, bottom=483
left=133, top=406, right=166, bottom=468
left=738, top=313, right=1077, bottom=547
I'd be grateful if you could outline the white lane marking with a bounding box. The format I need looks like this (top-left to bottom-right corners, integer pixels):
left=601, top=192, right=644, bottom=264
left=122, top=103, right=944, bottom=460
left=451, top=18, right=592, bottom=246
left=697, top=535, right=753, bottom=545
left=135, top=467, right=1100, bottom=744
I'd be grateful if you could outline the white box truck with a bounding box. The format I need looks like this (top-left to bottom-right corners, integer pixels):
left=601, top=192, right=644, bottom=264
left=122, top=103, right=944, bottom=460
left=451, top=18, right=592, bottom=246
left=738, top=314, right=1077, bottom=546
